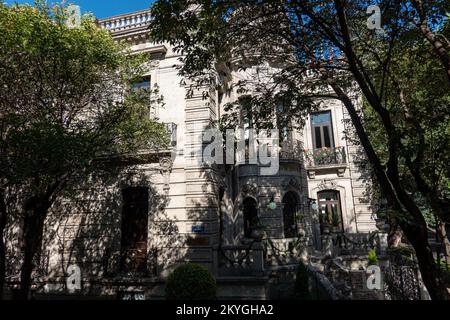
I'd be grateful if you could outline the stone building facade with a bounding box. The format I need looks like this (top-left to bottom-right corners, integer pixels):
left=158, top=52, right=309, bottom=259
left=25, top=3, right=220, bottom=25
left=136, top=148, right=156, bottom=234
left=33, top=9, right=380, bottom=299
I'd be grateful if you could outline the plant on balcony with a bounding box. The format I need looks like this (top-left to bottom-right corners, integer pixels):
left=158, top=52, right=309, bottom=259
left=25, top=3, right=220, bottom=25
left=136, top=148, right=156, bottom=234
left=165, top=263, right=217, bottom=300
left=368, top=249, right=379, bottom=266
left=304, top=147, right=346, bottom=167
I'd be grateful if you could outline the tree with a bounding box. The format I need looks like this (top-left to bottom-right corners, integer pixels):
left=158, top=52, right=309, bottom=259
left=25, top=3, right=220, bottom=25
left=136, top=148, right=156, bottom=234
left=149, top=0, right=450, bottom=299
left=362, top=37, right=450, bottom=262
left=0, top=1, right=168, bottom=299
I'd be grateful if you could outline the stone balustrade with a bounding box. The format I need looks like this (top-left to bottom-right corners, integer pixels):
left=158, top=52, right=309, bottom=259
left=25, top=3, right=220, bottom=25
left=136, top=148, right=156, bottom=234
left=321, top=232, right=388, bottom=257
left=97, top=10, right=152, bottom=33
left=214, top=243, right=265, bottom=277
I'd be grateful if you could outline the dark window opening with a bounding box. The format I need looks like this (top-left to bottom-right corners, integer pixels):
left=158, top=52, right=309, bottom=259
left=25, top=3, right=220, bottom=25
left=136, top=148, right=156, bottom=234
left=318, top=190, right=344, bottom=234
left=283, top=192, right=298, bottom=238
left=243, top=197, right=258, bottom=238
left=120, top=187, right=149, bottom=273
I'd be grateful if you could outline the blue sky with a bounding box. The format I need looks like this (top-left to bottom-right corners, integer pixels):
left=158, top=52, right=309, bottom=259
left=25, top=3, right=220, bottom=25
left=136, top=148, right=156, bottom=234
left=5, top=1, right=155, bottom=18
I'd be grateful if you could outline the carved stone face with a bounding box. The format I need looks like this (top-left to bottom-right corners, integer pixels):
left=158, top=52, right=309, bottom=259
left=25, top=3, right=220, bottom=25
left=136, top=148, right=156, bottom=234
left=241, top=184, right=258, bottom=197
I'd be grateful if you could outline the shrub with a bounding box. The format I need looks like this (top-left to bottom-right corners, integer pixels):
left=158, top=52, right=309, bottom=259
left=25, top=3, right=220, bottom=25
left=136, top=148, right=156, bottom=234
left=294, top=261, right=310, bottom=300
left=165, top=263, right=217, bottom=300
left=368, top=249, right=378, bottom=265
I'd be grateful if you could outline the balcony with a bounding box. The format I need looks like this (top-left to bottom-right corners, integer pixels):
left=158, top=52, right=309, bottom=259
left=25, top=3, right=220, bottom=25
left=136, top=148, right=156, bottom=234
left=97, top=11, right=168, bottom=55
left=240, top=138, right=304, bottom=164
left=304, top=147, right=347, bottom=178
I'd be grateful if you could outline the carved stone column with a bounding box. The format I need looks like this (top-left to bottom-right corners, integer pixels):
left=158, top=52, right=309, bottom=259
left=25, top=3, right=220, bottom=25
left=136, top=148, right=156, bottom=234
left=159, top=157, right=173, bottom=195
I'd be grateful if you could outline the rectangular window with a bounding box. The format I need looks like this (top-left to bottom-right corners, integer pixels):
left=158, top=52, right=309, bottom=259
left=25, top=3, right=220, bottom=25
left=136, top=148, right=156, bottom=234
left=120, top=187, right=149, bottom=273
left=311, top=111, right=334, bottom=149
left=132, top=76, right=151, bottom=92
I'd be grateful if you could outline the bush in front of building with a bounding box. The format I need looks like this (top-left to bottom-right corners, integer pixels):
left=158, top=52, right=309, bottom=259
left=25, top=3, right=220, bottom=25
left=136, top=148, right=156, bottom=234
left=165, top=263, right=217, bottom=300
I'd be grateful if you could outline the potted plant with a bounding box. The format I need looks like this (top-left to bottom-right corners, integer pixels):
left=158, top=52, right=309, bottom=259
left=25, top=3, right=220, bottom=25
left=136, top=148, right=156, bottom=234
left=368, top=249, right=379, bottom=266
left=320, top=213, right=331, bottom=234
left=250, top=217, right=267, bottom=241
left=331, top=211, right=342, bottom=233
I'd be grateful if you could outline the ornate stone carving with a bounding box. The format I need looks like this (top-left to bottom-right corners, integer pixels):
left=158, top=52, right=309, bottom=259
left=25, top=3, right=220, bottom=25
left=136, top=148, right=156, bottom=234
left=148, top=59, right=161, bottom=70
left=159, top=157, right=173, bottom=172
left=307, top=170, right=316, bottom=179
left=281, top=178, right=301, bottom=191
left=317, top=179, right=337, bottom=191
left=241, top=184, right=258, bottom=197
left=337, top=168, right=346, bottom=177
left=159, top=157, right=173, bottom=194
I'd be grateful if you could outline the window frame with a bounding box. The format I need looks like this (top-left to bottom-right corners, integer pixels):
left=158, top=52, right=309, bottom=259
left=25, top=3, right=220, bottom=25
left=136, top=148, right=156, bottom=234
left=311, top=111, right=335, bottom=149
left=317, top=190, right=344, bottom=234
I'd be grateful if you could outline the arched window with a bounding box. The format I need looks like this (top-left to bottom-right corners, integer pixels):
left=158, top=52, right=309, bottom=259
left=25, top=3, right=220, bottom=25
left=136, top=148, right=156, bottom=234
left=283, top=192, right=299, bottom=238
left=243, top=197, right=258, bottom=238
left=121, top=187, right=149, bottom=273
left=318, top=190, right=344, bottom=233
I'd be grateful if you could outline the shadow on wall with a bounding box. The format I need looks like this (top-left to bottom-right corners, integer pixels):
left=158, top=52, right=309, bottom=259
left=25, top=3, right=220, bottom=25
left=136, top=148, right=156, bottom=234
left=342, top=117, right=379, bottom=226
left=25, top=163, right=186, bottom=297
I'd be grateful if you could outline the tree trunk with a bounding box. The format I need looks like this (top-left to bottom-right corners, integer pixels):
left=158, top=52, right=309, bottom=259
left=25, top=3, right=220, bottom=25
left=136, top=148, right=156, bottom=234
left=18, top=198, right=48, bottom=300
left=412, top=0, right=450, bottom=85
left=388, top=221, right=402, bottom=248
left=438, top=222, right=450, bottom=264
left=0, top=188, right=7, bottom=300
left=327, top=78, right=449, bottom=299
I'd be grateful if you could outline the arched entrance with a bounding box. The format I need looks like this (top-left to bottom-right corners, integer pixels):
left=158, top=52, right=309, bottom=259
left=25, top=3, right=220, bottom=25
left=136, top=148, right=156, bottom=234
left=283, top=191, right=298, bottom=238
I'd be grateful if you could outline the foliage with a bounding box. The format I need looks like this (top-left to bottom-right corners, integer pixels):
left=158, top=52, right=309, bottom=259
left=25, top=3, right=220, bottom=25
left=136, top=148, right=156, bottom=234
left=294, top=261, right=310, bottom=300
left=0, top=0, right=168, bottom=299
left=368, top=250, right=379, bottom=265
left=0, top=1, right=168, bottom=191
left=165, top=263, right=217, bottom=300
left=150, top=0, right=450, bottom=299
left=387, top=246, right=415, bottom=259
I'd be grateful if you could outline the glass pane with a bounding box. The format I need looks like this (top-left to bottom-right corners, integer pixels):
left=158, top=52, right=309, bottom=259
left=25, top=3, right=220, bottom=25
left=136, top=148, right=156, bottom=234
left=318, top=191, right=338, bottom=201
left=132, top=79, right=151, bottom=91
left=323, top=126, right=332, bottom=148
left=312, top=112, right=331, bottom=125
left=314, top=126, right=322, bottom=148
